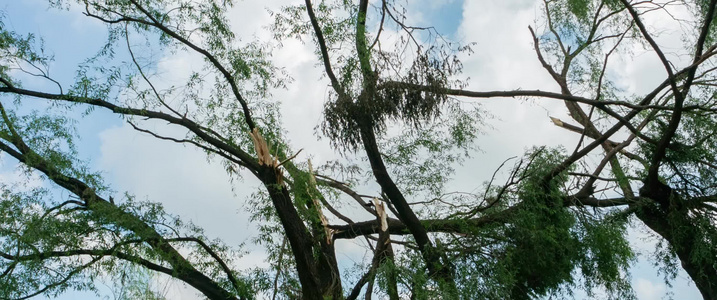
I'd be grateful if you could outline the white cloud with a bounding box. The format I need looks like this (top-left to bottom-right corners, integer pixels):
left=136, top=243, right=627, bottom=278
left=635, top=278, right=667, bottom=300
left=98, top=122, right=255, bottom=247
left=0, top=161, right=45, bottom=192
left=446, top=0, right=579, bottom=188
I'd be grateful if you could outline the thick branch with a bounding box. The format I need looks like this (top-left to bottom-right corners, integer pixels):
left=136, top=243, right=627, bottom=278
left=0, top=247, right=174, bottom=277
left=304, top=0, right=349, bottom=99
left=122, top=0, right=257, bottom=130
left=0, top=120, right=239, bottom=300
left=0, top=84, right=260, bottom=171
left=330, top=195, right=632, bottom=239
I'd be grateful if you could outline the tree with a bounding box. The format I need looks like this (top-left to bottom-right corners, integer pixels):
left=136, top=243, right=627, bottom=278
left=0, top=0, right=716, bottom=299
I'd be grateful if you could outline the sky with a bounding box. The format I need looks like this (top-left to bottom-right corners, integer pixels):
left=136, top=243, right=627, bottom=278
left=0, top=0, right=706, bottom=299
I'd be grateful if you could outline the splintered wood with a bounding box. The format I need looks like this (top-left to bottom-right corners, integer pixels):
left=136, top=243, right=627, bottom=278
left=250, top=128, right=276, bottom=167
left=550, top=116, right=564, bottom=127
left=250, top=128, right=284, bottom=185
left=373, top=198, right=388, bottom=232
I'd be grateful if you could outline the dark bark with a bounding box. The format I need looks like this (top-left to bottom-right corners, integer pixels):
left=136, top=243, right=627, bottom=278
left=330, top=214, right=505, bottom=239
left=0, top=85, right=260, bottom=170
left=339, top=7, right=459, bottom=273
left=635, top=204, right=717, bottom=299
left=280, top=161, right=345, bottom=299
left=636, top=175, right=717, bottom=300
left=0, top=141, right=241, bottom=300
left=259, top=168, right=322, bottom=299
left=345, top=214, right=398, bottom=300
left=348, top=0, right=454, bottom=286
left=311, top=208, right=344, bottom=299
left=1, top=75, right=346, bottom=300
left=330, top=195, right=632, bottom=239
left=357, top=119, right=456, bottom=288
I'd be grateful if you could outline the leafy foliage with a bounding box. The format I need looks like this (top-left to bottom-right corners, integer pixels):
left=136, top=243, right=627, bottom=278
left=2, top=0, right=717, bottom=299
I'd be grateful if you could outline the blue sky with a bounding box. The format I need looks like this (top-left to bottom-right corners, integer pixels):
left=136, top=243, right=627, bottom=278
left=0, top=0, right=706, bottom=299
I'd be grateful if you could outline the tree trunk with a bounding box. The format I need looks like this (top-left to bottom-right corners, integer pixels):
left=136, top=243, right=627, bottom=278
left=635, top=205, right=717, bottom=299
left=261, top=167, right=343, bottom=299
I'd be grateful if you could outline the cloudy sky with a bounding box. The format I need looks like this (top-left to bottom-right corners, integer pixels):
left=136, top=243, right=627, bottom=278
left=0, top=0, right=705, bottom=299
